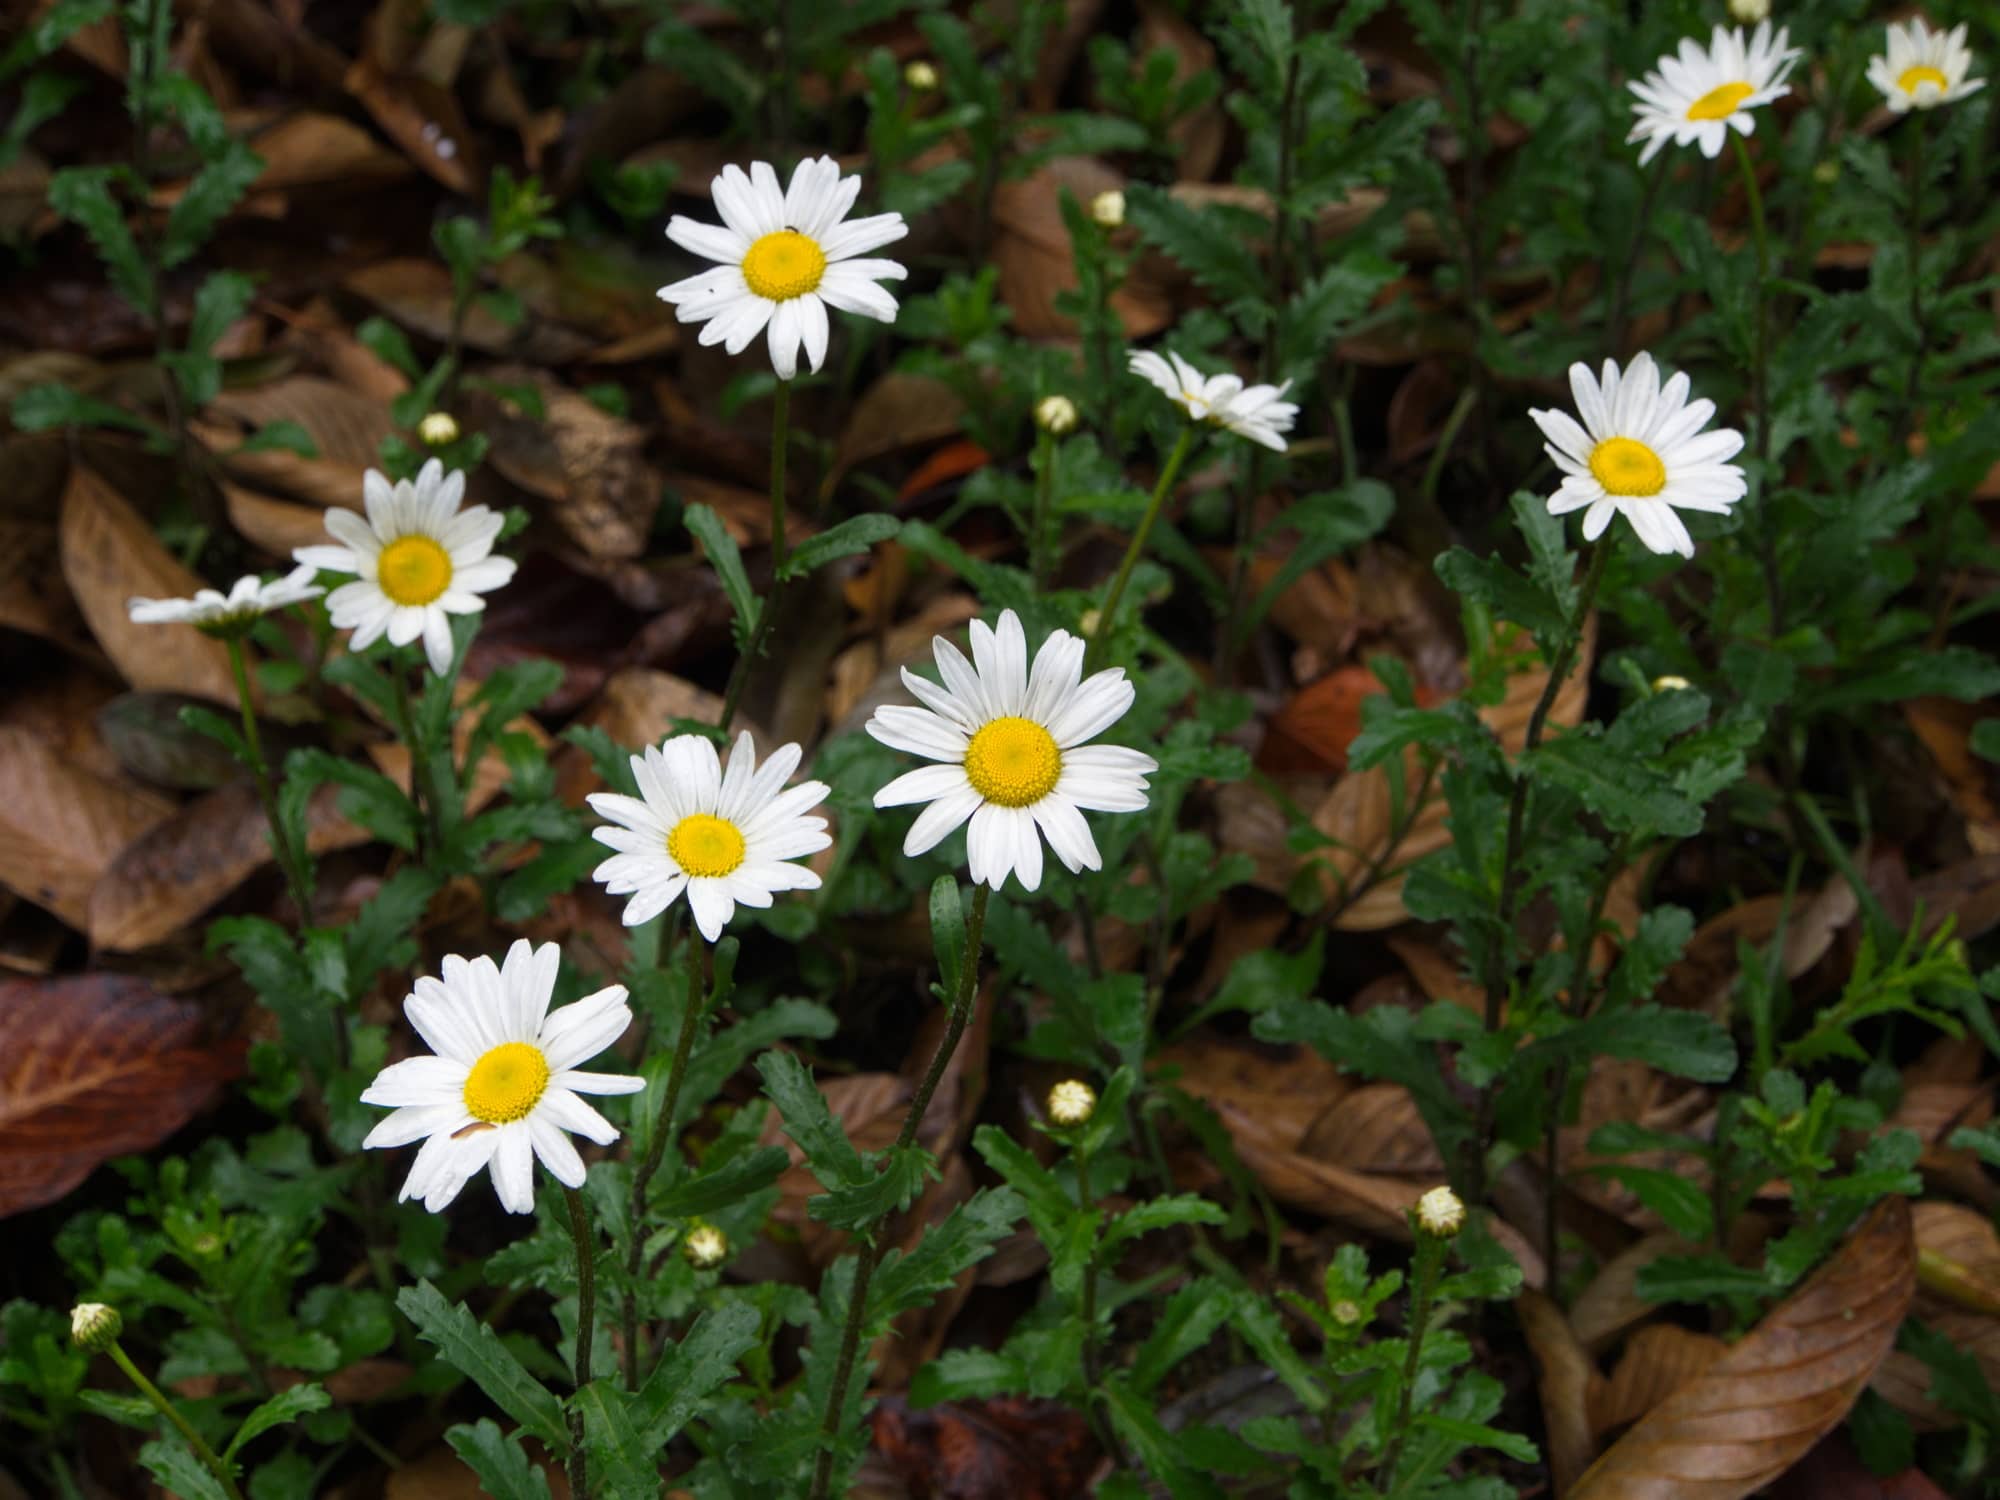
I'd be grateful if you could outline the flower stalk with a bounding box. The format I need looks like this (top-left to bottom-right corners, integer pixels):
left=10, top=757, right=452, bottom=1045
left=103, top=1334, right=245, bottom=1500
left=563, top=1185, right=598, bottom=1500
left=721, top=379, right=792, bottom=732
left=223, top=636, right=314, bottom=925
left=1088, top=425, right=1194, bottom=670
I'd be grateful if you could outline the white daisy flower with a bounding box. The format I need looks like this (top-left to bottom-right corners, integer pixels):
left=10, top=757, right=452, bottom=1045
left=1868, top=19, right=1984, bottom=113
left=1528, top=352, right=1747, bottom=559
left=867, top=610, right=1157, bottom=893
left=361, top=940, right=644, bottom=1215
left=658, top=156, right=908, bottom=381
left=293, top=459, right=516, bottom=677
left=1627, top=21, right=1801, bottom=165
left=1127, top=349, right=1296, bottom=451
left=127, top=564, right=323, bottom=635
left=586, top=731, right=832, bottom=943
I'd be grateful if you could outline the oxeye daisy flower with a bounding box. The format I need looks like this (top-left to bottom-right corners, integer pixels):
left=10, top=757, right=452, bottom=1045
left=293, top=459, right=515, bottom=676
left=1627, top=21, right=1800, bottom=165
left=867, top=610, right=1157, bottom=893
left=1128, top=349, right=1296, bottom=451
left=361, top=940, right=644, bottom=1215
left=127, top=565, right=323, bottom=636
left=587, top=732, right=832, bottom=942
left=658, top=156, right=908, bottom=381
left=1527, top=352, right=1747, bottom=559
left=1868, top=19, right=1984, bottom=113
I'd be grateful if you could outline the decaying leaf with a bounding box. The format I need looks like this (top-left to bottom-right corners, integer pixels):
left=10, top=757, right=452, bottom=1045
left=1517, top=1289, right=1602, bottom=1496
left=1911, top=1200, right=2000, bottom=1316
left=1871, top=1310, right=2000, bottom=1429
left=0, top=974, right=243, bottom=1217
left=0, top=726, right=174, bottom=929
left=1592, top=1324, right=1727, bottom=1435
left=1569, top=1198, right=1916, bottom=1500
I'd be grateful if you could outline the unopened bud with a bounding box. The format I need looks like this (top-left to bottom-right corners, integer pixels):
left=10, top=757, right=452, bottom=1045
left=1812, top=160, right=1840, bottom=187
left=1330, top=1298, right=1363, bottom=1326
left=1035, top=394, right=1079, bottom=435
left=1090, top=189, right=1125, bottom=228
left=1415, top=1185, right=1465, bottom=1239
left=1650, top=674, right=1692, bottom=694
left=418, top=411, right=460, bottom=447
left=683, top=1223, right=729, bottom=1270
left=1078, top=608, right=1101, bottom=637
left=1046, top=1078, right=1098, bottom=1128
left=70, top=1303, right=122, bottom=1352
left=1728, top=0, right=1769, bottom=23
left=904, top=59, right=938, bottom=92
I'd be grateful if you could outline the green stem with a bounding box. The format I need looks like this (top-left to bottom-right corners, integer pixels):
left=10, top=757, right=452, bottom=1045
left=1377, top=1231, right=1446, bottom=1488
left=1790, top=790, right=1895, bottom=947
left=719, top=380, right=792, bottom=732
left=564, top=1186, right=597, bottom=1500
left=806, top=883, right=991, bottom=1500
left=1606, top=153, right=1669, bottom=358
left=225, top=637, right=314, bottom=926
left=1902, top=113, right=1926, bottom=442
left=1088, top=425, right=1194, bottom=671
left=621, top=939, right=708, bottom=1388
left=1072, top=1135, right=1126, bottom=1470
left=106, top=1340, right=244, bottom=1500
left=1730, top=134, right=1782, bottom=636
left=389, top=665, right=443, bottom=867
left=1029, top=428, right=1056, bottom=590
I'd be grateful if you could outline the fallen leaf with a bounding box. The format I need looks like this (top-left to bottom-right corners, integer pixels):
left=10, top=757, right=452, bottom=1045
left=989, top=158, right=1172, bottom=340
left=1516, top=1288, right=1602, bottom=1496
left=870, top=1393, right=1095, bottom=1500
left=1912, top=1200, right=2000, bottom=1316
left=1569, top=1198, right=1916, bottom=1500
left=1592, top=1324, right=1726, bottom=1434
left=1901, top=698, right=2000, bottom=856
left=1570, top=1233, right=1704, bottom=1352
left=344, top=59, right=479, bottom=195
left=59, top=463, right=237, bottom=702
left=344, top=258, right=596, bottom=363
left=829, top=371, right=967, bottom=490
left=473, top=369, right=661, bottom=561
left=1871, top=1309, right=2000, bottom=1429
left=0, top=727, right=174, bottom=929
left=1765, top=1434, right=1952, bottom=1500
left=0, top=974, right=243, bottom=1217
left=383, top=1442, right=569, bottom=1500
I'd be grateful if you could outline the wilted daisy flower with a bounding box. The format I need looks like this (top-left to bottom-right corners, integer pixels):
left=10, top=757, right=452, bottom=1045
left=868, top=610, right=1156, bottom=893
left=127, top=565, right=323, bottom=636
left=293, top=459, right=515, bottom=676
left=361, top=940, right=643, bottom=1215
left=658, top=157, right=908, bottom=381
left=1627, top=21, right=1800, bottom=165
left=1868, top=19, right=1984, bottom=113
left=587, top=732, right=831, bottom=942
left=1128, top=349, right=1296, bottom=451
left=1528, top=352, right=1746, bottom=559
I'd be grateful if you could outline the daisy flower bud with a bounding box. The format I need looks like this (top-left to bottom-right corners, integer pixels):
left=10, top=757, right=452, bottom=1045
left=1626, top=21, right=1799, bottom=164
left=683, top=1223, right=730, bottom=1269
left=904, top=59, right=938, bottom=91
left=1330, top=1298, right=1363, bottom=1327
left=71, top=1302, right=122, bottom=1352
left=1035, top=394, right=1079, bottom=435
left=418, top=411, right=460, bottom=446
left=1046, top=1078, right=1097, bottom=1127
left=1650, top=674, right=1693, bottom=693
left=127, top=565, right=324, bottom=639
left=1727, top=0, right=1768, bottom=24
left=1128, top=349, right=1296, bottom=451
left=1090, top=189, right=1125, bottom=228
left=1415, top=1185, right=1466, bottom=1239
left=1867, top=20, right=1984, bottom=113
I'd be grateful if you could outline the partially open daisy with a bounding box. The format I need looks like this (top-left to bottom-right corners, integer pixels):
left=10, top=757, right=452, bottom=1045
left=1528, top=352, right=1747, bottom=559
left=293, top=459, right=515, bottom=676
left=1128, top=349, right=1296, bottom=451
left=1868, top=20, right=1984, bottom=113
left=867, top=610, right=1157, bottom=893
left=658, top=157, right=908, bottom=381
left=127, top=564, right=322, bottom=637
left=361, top=940, right=643, bottom=1215
left=1627, top=21, right=1800, bottom=164
left=587, top=731, right=831, bottom=942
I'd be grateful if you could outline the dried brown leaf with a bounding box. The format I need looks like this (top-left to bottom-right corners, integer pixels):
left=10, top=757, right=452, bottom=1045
left=1871, top=1310, right=2000, bottom=1429
left=989, top=158, right=1172, bottom=339
left=1912, top=1200, right=2000, bottom=1315
left=1570, top=1198, right=1916, bottom=1500
left=1570, top=1233, right=1701, bottom=1352
left=1517, top=1289, right=1602, bottom=1496
left=1592, top=1325, right=1727, bottom=1434
left=0, top=726, right=174, bottom=929
left=0, top=974, right=242, bottom=1217
left=475, top=371, right=660, bottom=560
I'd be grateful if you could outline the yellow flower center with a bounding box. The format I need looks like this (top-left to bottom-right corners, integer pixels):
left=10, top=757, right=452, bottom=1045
left=1686, top=81, right=1754, bottom=121
left=1898, top=65, right=1948, bottom=97
left=463, top=1041, right=550, bottom=1124
left=376, top=535, right=453, bottom=606
left=1588, top=437, right=1668, bottom=497
left=741, top=230, right=827, bottom=301
left=963, top=717, right=1062, bottom=808
left=668, top=813, right=747, bottom=879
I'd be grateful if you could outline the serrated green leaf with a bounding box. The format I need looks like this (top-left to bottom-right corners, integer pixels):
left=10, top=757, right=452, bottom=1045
left=779, top=514, right=901, bottom=579
left=651, top=1145, right=789, bottom=1220
left=634, top=1301, right=760, bottom=1445
left=684, top=503, right=759, bottom=647
left=48, top=165, right=152, bottom=315
left=1528, top=733, right=1702, bottom=837
left=871, top=1185, right=1025, bottom=1317
left=397, top=1281, right=568, bottom=1448
left=225, top=1383, right=329, bottom=1461
left=161, top=138, right=263, bottom=268
left=444, top=1420, right=553, bottom=1500
left=1434, top=547, right=1567, bottom=641
left=755, top=1051, right=868, bottom=1190
left=139, top=1440, right=234, bottom=1500
left=571, top=1382, right=661, bottom=1499
left=1130, top=1278, right=1237, bottom=1395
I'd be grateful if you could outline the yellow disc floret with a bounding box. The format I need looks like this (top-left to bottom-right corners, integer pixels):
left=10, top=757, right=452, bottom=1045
left=742, top=230, right=828, bottom=301
left=1588, top=437, right=1667, bottom=497
left=464, top=1042, right=551, bottom=1123
left=377, top=535, right=454, bottom=606
left=1685, top=81, right=1754, bottom=121
left=963, top=717, right=1062, bottom=808
left=1898, top=65, right=1948, bottom=97
left=668, top=813, right=747, bottom=878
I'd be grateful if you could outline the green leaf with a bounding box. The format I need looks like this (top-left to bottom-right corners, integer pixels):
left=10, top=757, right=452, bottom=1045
left=909, top=1348, right=1029, bottom=1405
left=396, top=1281, right=568, bottom=1448
left=1533, top=1004, right=1736, bottom=1084
left=161, top=137, right=264, bottom=268
left=1814, top=647, right=2000, bottom=711
left=1434, top=547, right=1567, bottom=641
left=443, top=1420, right=553, bottom=1500
left=871, top=1186, right=1025, bottom=1317
left=650, top=1145, right=788, bottom=1220
left=10, top=381, right=165, bottom=442
left=754, top=1051, right=868, bottom=1190
left=47, top=165, right=152, bottom=315
left=1229, top=1294, right=1325, bottom=1411
left=1528, top=733, right=1702, bottom=838
left=1100, top=1193, right=1227, bottom=1257
left=929, top=876, right=965, bottom=1002
left=138, top=1440, right=234, bottom=1500
left=1130, top=1280, right=1237, bottom=1396
left=811, top=1144, right=933, bottom=1231
left=1100, top=1378, right=1219, bottom=1498
left=684, top=503, right=759, bottom=647
left=571, top=1382, right=661, bottom=1499
left=633, top=1301, right=760, bottom=1445
left=1125, top=182, right=1267, bottom=315
left=225, top=1383, right=329, bottom=1461
left=1589, top=1166, right=1713, bottom=1241
left=779, top=514, right=901, bottom=579
left=235, top=420, right=318, bottom=457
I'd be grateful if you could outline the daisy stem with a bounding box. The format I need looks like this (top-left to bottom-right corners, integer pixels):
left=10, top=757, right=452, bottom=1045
left=389, top=666, right=442, bottom=867
left=1376, top=1223, right=1448, bottom=1488
left=563, top=1185, right=597, bottom=1500
left=225, top=637, right=314, bottom=928
left=1088, top=425, right=1194, bottom=672
left=105, top=1338, right=245, bottom=1500
left=1030, top=427, right=1056, bottom=590
left=1730, top=135, right=1782, bottom=631
left=1607, top=152, right=1669, bottom=359
left=720, top=379, right=791, bottom=732
left=1902, top=112, right=1927, bottom=443
left=621, top=938, right=708, bottom=1388
left=806, top=882, right=990, bottom=1500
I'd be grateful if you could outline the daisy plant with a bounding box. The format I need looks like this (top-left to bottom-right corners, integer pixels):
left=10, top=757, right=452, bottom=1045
left=127, top=565, right=324, bottom=923
left=1095, top=348, right=1297, bottom=665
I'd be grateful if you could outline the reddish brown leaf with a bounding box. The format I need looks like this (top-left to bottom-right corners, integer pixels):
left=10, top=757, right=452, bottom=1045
left=0, top=974, right=243, bottom=1216
left=869, top=1394, right=1094, bottom=1500
left=1570, top=1198, right=1916, bottom=1500
left=1592, top=1325, right=1727, bottom=1434
left=0, top=726, right=174, bottom=929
